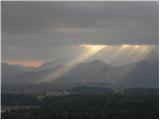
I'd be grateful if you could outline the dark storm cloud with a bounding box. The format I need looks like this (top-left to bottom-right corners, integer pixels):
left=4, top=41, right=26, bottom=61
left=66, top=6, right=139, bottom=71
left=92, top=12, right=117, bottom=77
left=2, top=1, right=158, bottom=61
left=2, top=1, right=158, bottom=46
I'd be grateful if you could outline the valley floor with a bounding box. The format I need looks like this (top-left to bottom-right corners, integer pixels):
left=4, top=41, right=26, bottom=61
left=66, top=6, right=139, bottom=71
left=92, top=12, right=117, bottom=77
left=1, top=87, right=159, bottom=119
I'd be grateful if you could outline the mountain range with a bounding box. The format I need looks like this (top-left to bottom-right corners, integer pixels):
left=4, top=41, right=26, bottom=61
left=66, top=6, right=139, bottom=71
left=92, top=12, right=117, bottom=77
left=2, top=60, right=159, bottom=91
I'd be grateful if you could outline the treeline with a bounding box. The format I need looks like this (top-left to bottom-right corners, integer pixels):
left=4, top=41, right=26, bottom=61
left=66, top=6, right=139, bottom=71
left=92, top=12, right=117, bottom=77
left=1, top=88, right=159, bottom=119
left=1, top=93, right=41, bottom=106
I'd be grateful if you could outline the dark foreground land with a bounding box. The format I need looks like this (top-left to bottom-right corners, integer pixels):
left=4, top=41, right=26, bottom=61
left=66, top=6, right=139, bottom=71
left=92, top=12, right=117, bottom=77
left=1, top=87, right=159, bottom=119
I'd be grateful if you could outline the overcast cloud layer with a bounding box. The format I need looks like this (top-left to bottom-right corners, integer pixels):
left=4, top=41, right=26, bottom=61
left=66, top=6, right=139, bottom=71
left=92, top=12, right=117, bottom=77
left=2, top=1, right=158, bottom=61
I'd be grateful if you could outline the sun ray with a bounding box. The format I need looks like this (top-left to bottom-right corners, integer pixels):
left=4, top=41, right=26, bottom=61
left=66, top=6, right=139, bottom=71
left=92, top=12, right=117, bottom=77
left=38, top=44, right=155, bottom=83
left=107, top=45, right=130, bottom=65
left=39, top=44, right=106, bottom=82
left=116, top=45, right=155, bottom=80
left=69, top=44, right=106, bottom=65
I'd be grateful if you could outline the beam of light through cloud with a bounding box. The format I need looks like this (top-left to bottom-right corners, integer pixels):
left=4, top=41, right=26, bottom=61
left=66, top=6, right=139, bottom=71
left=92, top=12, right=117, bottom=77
left=113, top=45, right=155, bottom=80
left=118, top=45, right=154, bottom=65
left=99, top=44, right=155, bottom=66
left=97, top=44, right=137, bottom=65
left=2, top=1, right=158, bottom=65
left=68, top=44, right=107, bottom=65
left=106, top=45, right=130, bottom=65
left=37, top=44, right=155, bottom=83
left=39, top=44, right=106, bottom=82
left=132, top=45, right=155, bottom=62
left=117, top=45, right=142, bottom=64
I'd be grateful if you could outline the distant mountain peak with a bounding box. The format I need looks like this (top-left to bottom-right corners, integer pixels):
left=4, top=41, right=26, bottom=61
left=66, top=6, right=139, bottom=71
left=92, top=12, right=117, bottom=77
left=86, top=60, right=112, bottom=67
left=87, top=60, right=105, bottom=64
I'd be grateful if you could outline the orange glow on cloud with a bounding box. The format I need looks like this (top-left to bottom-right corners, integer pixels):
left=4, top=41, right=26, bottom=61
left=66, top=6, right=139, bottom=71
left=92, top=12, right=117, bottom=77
left=4, top=60, right=44, bottom=67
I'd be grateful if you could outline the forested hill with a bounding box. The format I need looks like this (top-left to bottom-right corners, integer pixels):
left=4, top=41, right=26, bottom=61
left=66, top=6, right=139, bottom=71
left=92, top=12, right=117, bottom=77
left=2, top=88, right=158, bottom=119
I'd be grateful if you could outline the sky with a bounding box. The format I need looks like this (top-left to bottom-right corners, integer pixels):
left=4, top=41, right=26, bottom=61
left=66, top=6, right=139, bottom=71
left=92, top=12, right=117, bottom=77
left=2, top=1, right=159, bottom=66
